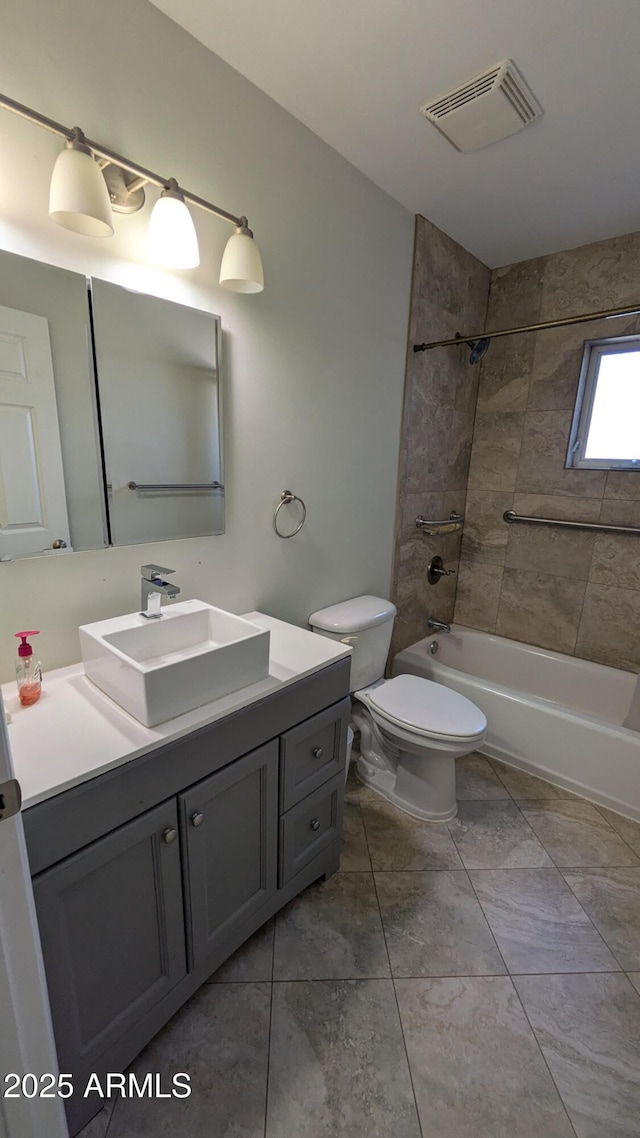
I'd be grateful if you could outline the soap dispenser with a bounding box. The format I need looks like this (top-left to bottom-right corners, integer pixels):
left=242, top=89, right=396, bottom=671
left=15, top=631, right=42, bottom=707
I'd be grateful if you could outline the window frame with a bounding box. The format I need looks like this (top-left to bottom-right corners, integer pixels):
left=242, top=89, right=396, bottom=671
left=566, top=334, right=640, bottom=470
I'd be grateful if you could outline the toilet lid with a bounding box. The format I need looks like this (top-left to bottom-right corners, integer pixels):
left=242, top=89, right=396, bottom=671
left=365, top=674, right=487, bottom=739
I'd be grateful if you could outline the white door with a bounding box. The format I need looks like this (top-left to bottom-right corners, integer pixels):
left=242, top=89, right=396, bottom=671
left=0, top=708, right=68, bottom=1138
left=0, top=305, right=71, bottom=560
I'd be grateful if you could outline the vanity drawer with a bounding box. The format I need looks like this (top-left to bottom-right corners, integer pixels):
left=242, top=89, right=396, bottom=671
left=279, top=772, right=344, bottom=886
left=280, top=698, right=349, bottom=811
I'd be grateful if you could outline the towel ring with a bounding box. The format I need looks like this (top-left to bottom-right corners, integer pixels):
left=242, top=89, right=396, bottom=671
left=273, top=490, right=307, bottom=538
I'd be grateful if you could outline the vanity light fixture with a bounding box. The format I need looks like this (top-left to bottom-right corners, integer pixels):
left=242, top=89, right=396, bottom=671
left=48, top=128, right=114, bottom=238
left=0, top=91, right=264, bottom=291
left=219, top=221, right=264, bottom=294
left=146, top=179, right=200, bottom=269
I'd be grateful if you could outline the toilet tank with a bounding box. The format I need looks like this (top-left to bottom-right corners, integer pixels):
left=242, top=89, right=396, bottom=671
left=309, top=595, right=396, bottom=692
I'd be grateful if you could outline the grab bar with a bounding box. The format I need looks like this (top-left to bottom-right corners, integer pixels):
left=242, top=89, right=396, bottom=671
left=503, top=510, right=640, bottom=537
left=415, top=512, right=464, bottom=536
left=127, top=480, right=224, bottom=492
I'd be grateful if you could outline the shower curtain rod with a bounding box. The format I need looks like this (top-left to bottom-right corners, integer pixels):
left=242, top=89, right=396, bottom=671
left=413, top=301, right=640, bottom=353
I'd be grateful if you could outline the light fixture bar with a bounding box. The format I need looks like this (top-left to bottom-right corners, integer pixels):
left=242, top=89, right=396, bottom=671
left=0, top=90, right=245, bottom=229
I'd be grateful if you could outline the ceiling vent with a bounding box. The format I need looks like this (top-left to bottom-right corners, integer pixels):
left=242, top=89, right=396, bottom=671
left=421, top=60, right=543, bottom=153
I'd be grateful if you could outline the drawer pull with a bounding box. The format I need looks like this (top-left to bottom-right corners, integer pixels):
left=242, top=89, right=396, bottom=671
left=310, top=818, right=321, bottom=832
left=191, top=811, right=204, bottom=828
left=312, top=747, right=323, bottom=759
left=162, top=827, right=177, bottom=844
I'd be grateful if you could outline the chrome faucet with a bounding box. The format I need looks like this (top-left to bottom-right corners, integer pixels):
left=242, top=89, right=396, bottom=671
left=140, top=564, right=180, bottom=617
left=427, top=618, right=451, bottom=633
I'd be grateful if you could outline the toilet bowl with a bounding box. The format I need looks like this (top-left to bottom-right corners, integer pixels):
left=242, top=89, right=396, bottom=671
left=309, top=595, right=487, bottom=821
left=351, top=674, right=486, bottom=821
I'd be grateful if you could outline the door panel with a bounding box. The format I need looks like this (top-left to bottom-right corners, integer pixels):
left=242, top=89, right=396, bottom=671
left=180, top=741, right=278, bottom=969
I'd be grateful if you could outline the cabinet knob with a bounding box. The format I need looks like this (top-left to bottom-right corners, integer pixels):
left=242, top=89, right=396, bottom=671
left=310, top=818, right=321, bottom=832
left=312, top=746, right=323, bottom=759
left=191, top=811, right=204, bottom=828
left=162, top=827, right=177, bottom=844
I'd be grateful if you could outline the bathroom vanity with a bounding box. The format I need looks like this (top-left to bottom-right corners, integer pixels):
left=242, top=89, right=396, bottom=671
left=6, top=614, right=350, bottom=1135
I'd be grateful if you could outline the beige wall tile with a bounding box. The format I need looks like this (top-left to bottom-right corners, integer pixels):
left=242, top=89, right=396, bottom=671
left=505, top=525, right=595, bottom=580
left=475, top=336, right=533, bottom=413
left=462, top=491, right=513, bottom=564
left=447, top=370, right=481, bottom=490
left=513, top=494, right=602, bottom=523
left=454, top=561, right=503, bottom=631
left=495, top=569, right=586, bottom=653
left=604, top=471, right=640, bottom=500
left=599, top=499, right=640, bottom=525
left=590, top=534, right=640, bottom=591
left=526, top=325, right=583, bottom=412
left=576, top=584, right=640, bottom=671
left=516, top=410, right=607, bottom=498
left=540, top=231, right=640, bottom=320
left=402, top=402, right=454, bottom=493
left=412, top=216, right=490, bottom=340
left=467, top=412, right=524, bottom=492
left=486, top=258, right=546, bottom=330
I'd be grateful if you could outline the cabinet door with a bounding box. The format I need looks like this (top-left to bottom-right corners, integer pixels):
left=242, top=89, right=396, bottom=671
left=180, top=741, right=278, bottom=969
left=32, top=799, right=186, bottom=1078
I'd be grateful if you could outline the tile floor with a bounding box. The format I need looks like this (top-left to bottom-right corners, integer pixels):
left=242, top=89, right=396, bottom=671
left=80, top=754, right=640, bottom=1138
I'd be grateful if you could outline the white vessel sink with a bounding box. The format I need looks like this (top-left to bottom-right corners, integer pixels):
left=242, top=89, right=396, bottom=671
left=79, top=599, right=270, bottom=726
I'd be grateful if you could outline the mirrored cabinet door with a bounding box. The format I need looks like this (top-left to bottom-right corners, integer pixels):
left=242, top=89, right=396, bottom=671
left=90, top=281, right=224, bottom=546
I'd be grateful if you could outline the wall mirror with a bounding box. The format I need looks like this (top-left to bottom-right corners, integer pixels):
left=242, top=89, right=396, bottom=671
left=0, top=249, right=224, bottom=560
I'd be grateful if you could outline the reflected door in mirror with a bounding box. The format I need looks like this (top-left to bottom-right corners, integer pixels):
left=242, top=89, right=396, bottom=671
left=0, top=305, right=71, bottom=560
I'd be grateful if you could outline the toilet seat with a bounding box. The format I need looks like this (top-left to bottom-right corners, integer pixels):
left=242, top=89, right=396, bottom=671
left=358, top=674, right=486, bottom=743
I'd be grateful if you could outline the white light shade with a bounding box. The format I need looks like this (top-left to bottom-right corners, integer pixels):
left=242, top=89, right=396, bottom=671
left=49, top=145, right=114, bottom=237
left=146, top=193, right=200, bottom=269
left=219, top=231, right=264, bottom=293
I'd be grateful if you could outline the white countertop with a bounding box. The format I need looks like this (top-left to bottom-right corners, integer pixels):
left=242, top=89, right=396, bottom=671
left=2, top=612, right=351, bottom=810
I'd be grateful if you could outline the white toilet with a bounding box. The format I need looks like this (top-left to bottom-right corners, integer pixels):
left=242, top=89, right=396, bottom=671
left=309, top=595, right=487, bottom=821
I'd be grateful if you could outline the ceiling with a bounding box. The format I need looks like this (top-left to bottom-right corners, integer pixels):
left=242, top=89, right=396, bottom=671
left=149, top=0, right=640, bottom=267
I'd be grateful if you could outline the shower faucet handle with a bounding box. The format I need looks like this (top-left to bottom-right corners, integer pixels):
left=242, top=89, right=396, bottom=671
left=427, top=556, right=456, bottom=585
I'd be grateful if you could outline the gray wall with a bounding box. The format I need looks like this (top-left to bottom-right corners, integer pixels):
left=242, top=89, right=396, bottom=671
left=391, top=216, right=490, bottom=656
left=0, top=0, right=413, bottom=679
left=455, top=230, right=640, bottom=671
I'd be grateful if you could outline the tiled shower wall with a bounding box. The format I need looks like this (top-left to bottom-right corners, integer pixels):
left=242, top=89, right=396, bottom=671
left=390, top=216, right=490, bottom=656
left=454, top=230, right=640, bottom=671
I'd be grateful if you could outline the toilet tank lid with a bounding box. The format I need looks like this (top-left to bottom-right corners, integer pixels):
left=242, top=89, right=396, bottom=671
left=309, top=595, right=396, bottom=633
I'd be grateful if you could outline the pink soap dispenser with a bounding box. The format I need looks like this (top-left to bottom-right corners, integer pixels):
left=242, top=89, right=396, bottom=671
left=15, top=631, right=42, bottom=707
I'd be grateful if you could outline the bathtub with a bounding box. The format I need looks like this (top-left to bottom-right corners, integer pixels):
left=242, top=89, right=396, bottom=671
left=393, top=626, right=640, bottom=822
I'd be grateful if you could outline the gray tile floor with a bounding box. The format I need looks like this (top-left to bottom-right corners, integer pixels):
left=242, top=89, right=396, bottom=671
left=81, top=754, right=640, bottom=1138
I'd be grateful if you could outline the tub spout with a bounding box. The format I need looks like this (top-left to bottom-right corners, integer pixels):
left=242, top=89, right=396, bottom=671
left=427, top=618, right=451, bottom=633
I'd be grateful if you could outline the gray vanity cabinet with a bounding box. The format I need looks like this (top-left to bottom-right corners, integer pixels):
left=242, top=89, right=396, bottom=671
left=24, top=660, right=351, bottom=1135
left=32, top=799, right=186, bottom=1081
left=180, top=741, right=278, bottom=969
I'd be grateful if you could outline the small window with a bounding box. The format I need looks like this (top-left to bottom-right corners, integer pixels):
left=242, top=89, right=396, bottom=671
left=567, top=337, right=640, bottom=469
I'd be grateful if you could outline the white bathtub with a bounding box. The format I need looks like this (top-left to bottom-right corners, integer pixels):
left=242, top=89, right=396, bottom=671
left=393, top=626, right=640, bottom=822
